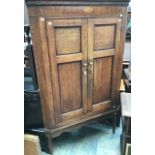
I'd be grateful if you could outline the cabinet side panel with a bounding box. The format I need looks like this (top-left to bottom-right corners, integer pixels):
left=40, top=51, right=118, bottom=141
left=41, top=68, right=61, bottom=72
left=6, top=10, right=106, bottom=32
left=28, top=15, right=56, bottom=129
left=111, top=8, right=128, bottom=106
left=116, top=8, right=128, bottom=99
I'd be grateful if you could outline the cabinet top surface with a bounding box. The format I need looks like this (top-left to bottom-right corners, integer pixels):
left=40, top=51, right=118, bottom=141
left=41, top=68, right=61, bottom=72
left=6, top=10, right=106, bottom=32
left=25, top=0, right=130, bottom=6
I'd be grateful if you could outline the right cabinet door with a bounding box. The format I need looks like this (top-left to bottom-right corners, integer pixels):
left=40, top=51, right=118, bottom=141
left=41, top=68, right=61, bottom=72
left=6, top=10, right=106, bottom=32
left=87, top=17, right=121, bottom=114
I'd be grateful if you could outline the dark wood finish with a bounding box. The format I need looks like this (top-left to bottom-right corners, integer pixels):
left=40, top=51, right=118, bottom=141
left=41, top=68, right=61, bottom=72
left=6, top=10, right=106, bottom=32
left=26, top=1, right=130, bottom=154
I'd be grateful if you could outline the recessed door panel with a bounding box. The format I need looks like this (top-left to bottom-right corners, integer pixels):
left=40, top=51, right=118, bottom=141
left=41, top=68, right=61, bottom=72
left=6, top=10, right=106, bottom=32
left=94, top=25, right=115, bottom=50
left=93, top=57, right=112, bottom=104
left=55, top=27, right=81, bottom=55
left=58, top=61, right=82, bottom=113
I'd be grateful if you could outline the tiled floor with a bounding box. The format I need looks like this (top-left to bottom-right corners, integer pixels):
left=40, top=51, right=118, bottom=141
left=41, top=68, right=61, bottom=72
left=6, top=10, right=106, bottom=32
left=42, top=122, right=122, bottom=155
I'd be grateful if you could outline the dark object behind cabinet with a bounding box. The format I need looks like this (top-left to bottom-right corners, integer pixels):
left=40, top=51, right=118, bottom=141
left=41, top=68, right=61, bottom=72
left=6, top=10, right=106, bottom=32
left=24, top=91, right=43, bottom=129
left=26, top=0, right=130, bottom=154
left=24, top=25, right=43, bottom=129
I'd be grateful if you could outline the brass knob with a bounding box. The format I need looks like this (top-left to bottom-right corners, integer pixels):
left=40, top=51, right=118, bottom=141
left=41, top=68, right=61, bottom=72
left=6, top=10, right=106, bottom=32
left=83, top=62, right=87, bottom=67
left=88, top=59, right=93, bottom=66
left=83, top=70, right=87, bottom=76
left=89, top=61, right=93, bottom=66
left=88, top=60, right=93, bottom=73
left=82, top=61, right=87, bottom=76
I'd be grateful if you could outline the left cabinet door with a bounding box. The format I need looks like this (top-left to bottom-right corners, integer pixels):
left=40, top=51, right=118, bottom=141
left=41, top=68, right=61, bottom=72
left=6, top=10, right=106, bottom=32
left=43, top=18, right=88, bottom=127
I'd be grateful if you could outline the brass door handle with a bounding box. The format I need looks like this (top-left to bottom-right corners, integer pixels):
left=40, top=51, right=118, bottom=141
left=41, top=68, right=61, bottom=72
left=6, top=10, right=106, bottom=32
left=88, top=59, right=93, bottom=73
left=89, top=62, right=93, bottom=66
left=82, top=61, right=87, bottom=76
left=88, top=59, right=93, bottom=65
left=83, top=62, right=87, bottom=67
left=83, top=70, right=87, bottom=76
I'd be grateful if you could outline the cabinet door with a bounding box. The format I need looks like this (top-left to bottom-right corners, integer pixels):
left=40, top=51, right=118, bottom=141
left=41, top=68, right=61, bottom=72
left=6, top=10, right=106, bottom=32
left=45, top=18, right=88, bottom=126
left=87, top=17, right=121, bottom=113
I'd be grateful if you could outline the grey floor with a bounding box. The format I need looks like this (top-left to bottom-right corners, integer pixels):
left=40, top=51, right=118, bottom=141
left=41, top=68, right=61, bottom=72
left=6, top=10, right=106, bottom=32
left=42, top=122, right=122, bottom=155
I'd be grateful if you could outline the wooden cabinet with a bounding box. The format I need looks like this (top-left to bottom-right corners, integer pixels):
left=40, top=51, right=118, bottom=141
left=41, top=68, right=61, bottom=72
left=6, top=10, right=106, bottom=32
left=26, top=0, right=130, bottom=154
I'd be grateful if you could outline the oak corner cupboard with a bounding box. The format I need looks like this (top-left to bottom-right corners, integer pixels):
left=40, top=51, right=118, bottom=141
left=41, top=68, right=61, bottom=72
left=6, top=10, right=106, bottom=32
left=25, top=0, right=130, bottom=154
